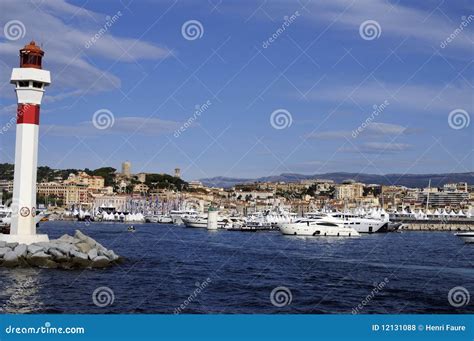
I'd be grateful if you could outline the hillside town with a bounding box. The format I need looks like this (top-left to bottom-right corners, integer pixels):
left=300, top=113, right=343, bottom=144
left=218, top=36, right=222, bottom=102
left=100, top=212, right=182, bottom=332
left=0, top=162, right=472, bottom=220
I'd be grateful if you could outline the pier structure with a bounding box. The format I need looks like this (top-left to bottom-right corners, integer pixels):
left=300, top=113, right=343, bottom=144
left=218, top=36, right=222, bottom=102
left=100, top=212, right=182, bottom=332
left=207, top=207, right=218, bottom=230
left=392, top=217, right=474, bottom=231
left=0, top=41, right=51, bottom=244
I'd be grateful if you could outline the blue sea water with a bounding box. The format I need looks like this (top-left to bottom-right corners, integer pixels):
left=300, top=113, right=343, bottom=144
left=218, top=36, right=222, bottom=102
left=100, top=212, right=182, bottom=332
left=0, top=222, right=472, bottom=314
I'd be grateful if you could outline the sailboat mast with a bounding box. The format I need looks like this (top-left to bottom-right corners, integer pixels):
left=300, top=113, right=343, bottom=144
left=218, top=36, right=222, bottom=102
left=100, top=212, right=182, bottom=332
left=425, top=179, right=431, bottom=211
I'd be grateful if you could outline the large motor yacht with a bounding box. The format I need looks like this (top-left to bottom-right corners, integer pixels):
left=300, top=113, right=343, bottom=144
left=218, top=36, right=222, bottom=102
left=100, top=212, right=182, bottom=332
left=146, top=214, right=173, bottom=224
left=169, top=209, right=199, bottom=225
left=455, top=232, right=474, bottom=244
left=305, top=212, right=388, bottom=233
left=279, top=218, right=359, bottom=237
left=182, top=215, right=238, bottom=229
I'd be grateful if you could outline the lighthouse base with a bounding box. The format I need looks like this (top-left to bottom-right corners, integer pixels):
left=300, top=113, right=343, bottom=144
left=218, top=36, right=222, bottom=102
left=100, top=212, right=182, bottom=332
left=0, top=234, right=49, bottom=245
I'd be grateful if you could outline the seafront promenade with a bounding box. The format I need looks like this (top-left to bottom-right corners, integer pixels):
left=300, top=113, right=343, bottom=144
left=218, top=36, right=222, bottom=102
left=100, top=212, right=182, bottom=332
left=393, top=218, right=474, bottom=231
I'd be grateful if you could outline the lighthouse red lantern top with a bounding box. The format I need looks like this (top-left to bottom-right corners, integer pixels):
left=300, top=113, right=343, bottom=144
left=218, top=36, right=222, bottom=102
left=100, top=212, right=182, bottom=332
left=19, top=41, right=44, bottom=69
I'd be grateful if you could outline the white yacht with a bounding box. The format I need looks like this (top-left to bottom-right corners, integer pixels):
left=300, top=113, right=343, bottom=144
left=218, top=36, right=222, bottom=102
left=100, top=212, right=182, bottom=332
left=182, top=215, right=208, bottom=228
left=279, top=218, right=359, bottom=237
left=182, top=215, right=235, bottom=229
left=241, top=210, right=297, bottom=230
left=306, top=212, right=387, bottom=233
left=170, top=209, right=199, bottom=225
left=455, top=232, right=474, bottom=244
left=146, top=214, right=173, bottom=224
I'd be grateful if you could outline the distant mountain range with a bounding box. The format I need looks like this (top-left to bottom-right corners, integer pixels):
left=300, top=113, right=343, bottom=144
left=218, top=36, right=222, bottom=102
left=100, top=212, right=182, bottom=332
left=200, top=172, right=474, bottom=188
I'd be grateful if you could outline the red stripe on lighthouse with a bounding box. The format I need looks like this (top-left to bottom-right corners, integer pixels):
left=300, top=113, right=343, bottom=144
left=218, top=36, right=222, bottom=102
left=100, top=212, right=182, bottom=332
left=17, top=104, right=40, bottom=125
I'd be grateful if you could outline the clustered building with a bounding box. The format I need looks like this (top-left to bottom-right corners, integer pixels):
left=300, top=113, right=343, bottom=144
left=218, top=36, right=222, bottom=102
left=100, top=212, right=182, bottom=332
left=0, top=161, right=472, bottom=216
left=36, top=171, right=111, bottom=207
left=221, top=180, right=473, bottom=215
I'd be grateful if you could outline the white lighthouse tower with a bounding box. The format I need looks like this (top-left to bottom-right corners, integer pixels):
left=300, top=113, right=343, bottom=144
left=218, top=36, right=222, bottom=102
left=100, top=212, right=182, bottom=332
left=0, top=41, right=51, bottom=244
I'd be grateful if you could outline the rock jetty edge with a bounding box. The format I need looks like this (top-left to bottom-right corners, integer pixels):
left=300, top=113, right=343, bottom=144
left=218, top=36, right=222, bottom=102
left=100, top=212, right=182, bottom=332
left=0, top=230, right=122, bottom=269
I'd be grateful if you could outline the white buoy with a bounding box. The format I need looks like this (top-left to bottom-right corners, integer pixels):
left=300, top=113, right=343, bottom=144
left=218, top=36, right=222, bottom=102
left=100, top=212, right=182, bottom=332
left=207, top=207, right=218, bottom=230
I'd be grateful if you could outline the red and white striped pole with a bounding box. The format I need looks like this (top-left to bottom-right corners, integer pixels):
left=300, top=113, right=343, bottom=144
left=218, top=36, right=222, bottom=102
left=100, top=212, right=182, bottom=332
left=2, top=41, right=51, bottom=244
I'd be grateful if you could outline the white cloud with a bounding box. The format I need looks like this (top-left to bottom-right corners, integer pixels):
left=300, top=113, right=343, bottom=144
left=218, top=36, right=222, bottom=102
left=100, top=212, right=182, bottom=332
left=306, top=81, right=473, bottom=112
left=342, top=142, right=412, bottom=154
left=298, top=0, right=473, bottom=51
left=307, top=122, right=413, bottom=140
left=0, top=0, right=171, bottom=95
left=363, top=142, right=412, bottom=151
left=365, top=122, right=409, bottom=135
left=306, top=130, right=351, bottom=139
left=41, top=116, right=182, bottom=137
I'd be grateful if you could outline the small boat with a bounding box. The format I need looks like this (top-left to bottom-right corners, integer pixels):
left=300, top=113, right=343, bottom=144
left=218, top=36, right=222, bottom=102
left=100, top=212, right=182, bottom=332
left=455, top=232, right=474, bottom=244
left=145, top=214, right=173, bottom=224
left=127, top=226, right=136, bottom=232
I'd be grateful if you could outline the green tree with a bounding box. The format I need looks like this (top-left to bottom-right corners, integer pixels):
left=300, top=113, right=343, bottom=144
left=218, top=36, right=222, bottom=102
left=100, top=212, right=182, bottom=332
left=145, top=173, right=188, bottom=191
left=92, top=167, right=116, bottom=187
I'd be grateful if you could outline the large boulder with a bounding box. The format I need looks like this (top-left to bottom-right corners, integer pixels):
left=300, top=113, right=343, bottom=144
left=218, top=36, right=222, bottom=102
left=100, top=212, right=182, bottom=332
left=28, top=251, right=50, bottom=259
left=57, top=234, right=80, bottom=244
left=91, top=255, right=110, bottom=268
left=13, top=244, right=27, bottom=258
left=71, top=250, right=90, bottom=267
left=102, top=249, right=119, bottom=262
left=71, top=250, right=88, bottom=259
left=87, top=248, right=98, bottom=260
left=27, top=244, right=44, bottom=255
left=76, top=242, right=92, bottom=254
left=48, top=248, right=68, bottom=262
left=6, top=242, right=18, bottom=249
left=50, top=242, right=75, bottom=255
left=0, top=247, right=11, bottom=258
left=3, top=251, right=19, bottom=267
left=0, top=230, right=121, bottom=269
left=34, top=242, right=54, bottom=253
left=27, top=252, right=57, bottom=268
left=74, top=230, right=105, bottom=251
left=0, top=241, right=7, bottom=248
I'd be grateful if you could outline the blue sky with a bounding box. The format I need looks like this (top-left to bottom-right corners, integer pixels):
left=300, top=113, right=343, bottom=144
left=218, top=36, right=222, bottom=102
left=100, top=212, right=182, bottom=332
left=0, top=0, right=473, bottom=181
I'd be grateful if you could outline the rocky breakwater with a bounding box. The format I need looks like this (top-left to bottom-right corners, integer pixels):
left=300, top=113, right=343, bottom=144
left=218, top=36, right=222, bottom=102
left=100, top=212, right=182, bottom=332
left=0, top=230, right=121, bottom=269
